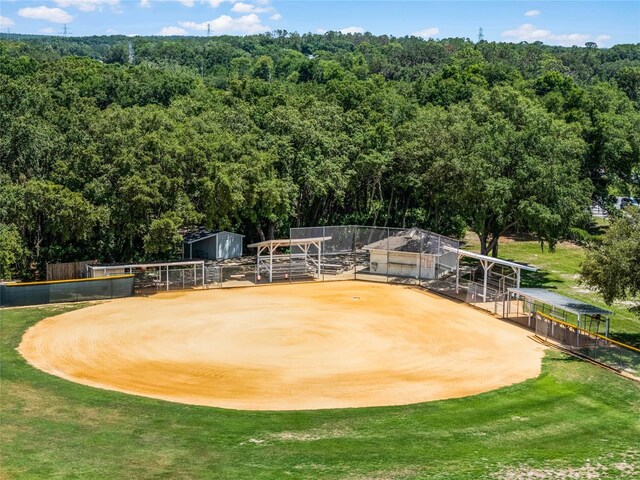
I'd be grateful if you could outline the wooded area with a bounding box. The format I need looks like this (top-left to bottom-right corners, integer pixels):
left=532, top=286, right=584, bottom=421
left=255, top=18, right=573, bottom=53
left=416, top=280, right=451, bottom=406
left=0, top=33, right=639, bottom=279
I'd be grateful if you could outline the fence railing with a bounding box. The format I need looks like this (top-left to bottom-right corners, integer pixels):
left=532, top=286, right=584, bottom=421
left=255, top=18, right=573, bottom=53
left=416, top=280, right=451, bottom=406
left=534, top=311, right=640, bottom=380
left=0, top=275, right=135, bottom=307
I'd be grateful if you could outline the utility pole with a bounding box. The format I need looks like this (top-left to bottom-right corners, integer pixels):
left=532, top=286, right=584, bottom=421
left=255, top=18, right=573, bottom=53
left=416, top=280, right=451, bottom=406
left=61, top=24, right=71, bottom=37
left=478, top=27, right=484, bottom=43
left=128, top=40, right=135, bottom=64
left=207, top=23, right=211, bottom=37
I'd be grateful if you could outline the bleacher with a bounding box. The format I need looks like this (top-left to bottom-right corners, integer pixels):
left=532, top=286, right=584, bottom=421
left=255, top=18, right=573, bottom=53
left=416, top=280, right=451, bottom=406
left=263, top=261, right=316, bottom=281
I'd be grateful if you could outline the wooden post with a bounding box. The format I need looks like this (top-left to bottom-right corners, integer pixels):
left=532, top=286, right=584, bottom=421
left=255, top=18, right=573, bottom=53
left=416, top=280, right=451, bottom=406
left=269, top=244, right=273, bottom=283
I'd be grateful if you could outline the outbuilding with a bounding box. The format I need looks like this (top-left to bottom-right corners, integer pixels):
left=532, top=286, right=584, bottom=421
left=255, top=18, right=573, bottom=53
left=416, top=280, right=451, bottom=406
left=182, top=230, right=244, bottom=261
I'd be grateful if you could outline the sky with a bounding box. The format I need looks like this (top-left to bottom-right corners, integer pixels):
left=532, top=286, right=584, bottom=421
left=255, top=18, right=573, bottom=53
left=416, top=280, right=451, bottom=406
left=0, top=1, right=638, bottom=47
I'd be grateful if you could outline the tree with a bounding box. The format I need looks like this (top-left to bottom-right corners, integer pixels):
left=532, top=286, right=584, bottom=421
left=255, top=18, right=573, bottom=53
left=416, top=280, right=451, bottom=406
left=580, top=208, right=640, bottom=314
left=143, top=215, right=183, bottom=260
left=435, top=87, right=591, bottom=256
left=615, top=66, right=640, bottom=104
left=0, top=223, right=25, bottom=280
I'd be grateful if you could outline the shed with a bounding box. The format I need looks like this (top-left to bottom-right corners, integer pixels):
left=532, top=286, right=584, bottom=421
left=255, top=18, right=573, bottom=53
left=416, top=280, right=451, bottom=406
left=183, top=230, right=244, bottom=260
left=362, top=227, right=458, bottom=280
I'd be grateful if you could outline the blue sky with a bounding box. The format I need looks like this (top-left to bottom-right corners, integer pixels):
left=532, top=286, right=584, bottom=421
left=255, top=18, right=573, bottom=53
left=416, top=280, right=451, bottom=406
left=1, top=1, right=638, bottom=46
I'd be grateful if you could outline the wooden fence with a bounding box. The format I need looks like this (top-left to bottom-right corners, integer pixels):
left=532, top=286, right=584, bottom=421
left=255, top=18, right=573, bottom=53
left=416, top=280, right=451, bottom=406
left=46, top=260, right=97, bottom=281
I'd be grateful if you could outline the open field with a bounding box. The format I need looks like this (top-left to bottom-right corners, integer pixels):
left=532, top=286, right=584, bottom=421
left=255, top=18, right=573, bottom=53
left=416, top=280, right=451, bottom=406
left=2, top=298, right=640, bottom=479
left=466, top=238, right=640, bottom=347
left=18, top=282, right=544, bottom=410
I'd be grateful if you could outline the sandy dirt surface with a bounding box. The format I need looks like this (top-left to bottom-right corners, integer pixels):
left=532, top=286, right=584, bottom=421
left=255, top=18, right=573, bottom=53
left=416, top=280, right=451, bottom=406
left=19, top=281, right=544, bottom=410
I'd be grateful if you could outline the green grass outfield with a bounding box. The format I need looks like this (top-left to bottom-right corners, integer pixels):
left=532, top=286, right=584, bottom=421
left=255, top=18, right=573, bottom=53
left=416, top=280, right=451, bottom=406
left=1, top=304, right=639, bottom=479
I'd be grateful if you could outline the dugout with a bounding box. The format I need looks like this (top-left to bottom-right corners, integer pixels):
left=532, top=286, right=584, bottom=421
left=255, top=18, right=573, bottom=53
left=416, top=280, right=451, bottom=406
left=87, top=260, right=206, bottom=291
left=507, top=288, right=613, bottom=336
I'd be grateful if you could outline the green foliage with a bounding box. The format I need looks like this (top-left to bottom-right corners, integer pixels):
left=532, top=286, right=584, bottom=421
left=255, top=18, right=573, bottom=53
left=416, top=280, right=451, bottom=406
left=0, top=34, right=639, bottom=276
left=0, top=223, right=25, bottom=280
left=581, top=208, right=640, bottom=309
left=143, top=215, right=183, bottom=260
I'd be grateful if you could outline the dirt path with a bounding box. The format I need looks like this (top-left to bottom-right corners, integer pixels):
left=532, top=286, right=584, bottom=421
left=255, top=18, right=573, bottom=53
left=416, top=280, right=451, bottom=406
left=19, top=281, right=544, bottom=410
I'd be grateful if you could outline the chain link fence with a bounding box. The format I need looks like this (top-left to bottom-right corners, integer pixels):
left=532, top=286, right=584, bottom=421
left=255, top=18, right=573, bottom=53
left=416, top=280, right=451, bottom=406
left=535, top=311, right=640, bottom=380
left=289, top=225, right=460, bottom=287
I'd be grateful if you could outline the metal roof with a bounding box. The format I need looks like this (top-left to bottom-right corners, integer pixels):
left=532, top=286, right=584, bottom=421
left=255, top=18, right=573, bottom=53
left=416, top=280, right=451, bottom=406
left=508, top=288, right=613, bottom=316
left=363, top=227, right=423, bottom=252
left=183, top=229, right=244, bottom=244
left=443, top=246, right=537, bottom=272
left=247, top=236, right=332, bottom=249
left=89, top=260, right=205, bottom=269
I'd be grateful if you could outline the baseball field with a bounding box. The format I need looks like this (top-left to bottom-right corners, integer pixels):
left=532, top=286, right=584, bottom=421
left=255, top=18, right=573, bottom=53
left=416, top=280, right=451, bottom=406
left=18, top=282, right=543, bottom=410
left=1, top=282, right=639, bottom=479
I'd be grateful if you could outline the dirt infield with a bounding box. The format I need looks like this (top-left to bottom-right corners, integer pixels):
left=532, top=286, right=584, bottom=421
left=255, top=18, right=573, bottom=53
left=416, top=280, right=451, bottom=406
left=19, top=281, right=544, bottom=410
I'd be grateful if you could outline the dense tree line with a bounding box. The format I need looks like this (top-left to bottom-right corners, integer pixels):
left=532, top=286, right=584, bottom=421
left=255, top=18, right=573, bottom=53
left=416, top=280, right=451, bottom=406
left=0, top=33, right=639, bottom=279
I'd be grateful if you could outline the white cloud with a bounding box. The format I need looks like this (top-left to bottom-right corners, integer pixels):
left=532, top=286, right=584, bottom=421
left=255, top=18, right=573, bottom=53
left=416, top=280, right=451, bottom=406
left=339, top=26, right=364, bottom=34
left=596, top=34, right=612, bottom=43
left=0, top=16, right=15, bottom=27
left=413, top=27, right=439, bottom=38
left=159, top=25, right=187, bottom=35
left=524, top=10, right=541, bottom=17
left=501, top=23, right=604, bottom=46
left=203, top=0, right=227, bottom=7
left=141, top=0, right=231, bottom=8
left=53, top=0, right=119, bottom=12
left=316, top=28, right=327, bottom=34
left=18, top=6, right=74, bottom=23
left=270, top=13, right=281, bottom=20
left=106, top=28, right=117, bottom=33
left=39, top=26, right=56, bottom=33
left=179, top=13, right=269, bottom=35
left=231, top=2, right=269, bottom=13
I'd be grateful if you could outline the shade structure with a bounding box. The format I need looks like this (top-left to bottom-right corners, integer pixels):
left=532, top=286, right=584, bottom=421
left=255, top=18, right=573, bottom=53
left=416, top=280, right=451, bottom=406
left=247, top=237, right=332, bottom=283
left=508, top=287, right=613, bottom=335
left=443, top=246, right=537, bottom=300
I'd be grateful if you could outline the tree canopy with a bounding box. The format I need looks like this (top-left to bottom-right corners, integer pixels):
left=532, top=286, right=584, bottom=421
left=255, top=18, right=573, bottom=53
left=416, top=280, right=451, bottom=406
left=0, top=33, right=639, bottom=278
left=580, top=209, right=640, bottom=313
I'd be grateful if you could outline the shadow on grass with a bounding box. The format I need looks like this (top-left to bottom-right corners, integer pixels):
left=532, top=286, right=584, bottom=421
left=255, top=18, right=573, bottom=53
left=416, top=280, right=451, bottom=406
left=544, top=352, right=584, bottom=363
left=519, top=269, right=562, bottom=290
left=609, top=333, right=640, bottom=349
left=586, top=220, right=609, bottom=236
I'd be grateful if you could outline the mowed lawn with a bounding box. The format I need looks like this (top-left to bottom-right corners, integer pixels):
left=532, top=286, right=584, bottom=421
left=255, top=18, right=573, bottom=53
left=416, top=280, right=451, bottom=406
left=1, top=304, right=639, bottom=479
left=466, top=238, right=640, bottom=347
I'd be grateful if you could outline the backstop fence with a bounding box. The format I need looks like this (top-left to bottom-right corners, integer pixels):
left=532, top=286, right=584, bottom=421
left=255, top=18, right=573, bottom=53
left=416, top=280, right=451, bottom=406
left=0, top=275, right=135, bottom=307
left=534, top=311, right=640, bottom=380
left=289, top=225, right=460, bottom=288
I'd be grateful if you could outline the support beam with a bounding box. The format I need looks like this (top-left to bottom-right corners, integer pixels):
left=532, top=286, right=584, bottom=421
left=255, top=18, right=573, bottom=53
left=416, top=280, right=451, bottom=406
left=482, top=260, right=488, bottom=301
left=269, top=245, right=274, bottom=283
